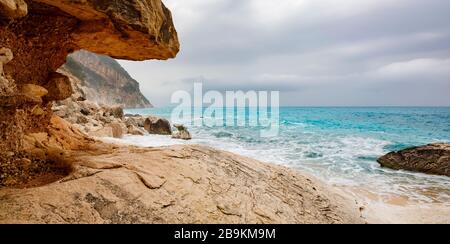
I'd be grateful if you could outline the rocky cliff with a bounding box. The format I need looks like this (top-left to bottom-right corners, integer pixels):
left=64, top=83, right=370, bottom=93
left=60, top=50, right=152, bottom=109
left=0, top=0, right=179, bottom=184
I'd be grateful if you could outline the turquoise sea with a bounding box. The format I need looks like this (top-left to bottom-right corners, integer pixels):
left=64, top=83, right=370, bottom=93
left=124, top=107, right=450, bottom=203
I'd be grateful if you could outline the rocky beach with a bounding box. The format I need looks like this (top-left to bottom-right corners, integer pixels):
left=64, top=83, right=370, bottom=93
left=0, top=0, right=449, bottom=224
left=0, top=0, right=367, bottom=224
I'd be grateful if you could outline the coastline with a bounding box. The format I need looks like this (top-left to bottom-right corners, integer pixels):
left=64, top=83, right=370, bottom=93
left=103, top=136, right=450, bottom=224
left=340, top=187, right=450, bottom=224
left=1, top=124, right=448, bottom=223
left=0, top=142, right=364, bottom=224
left=2, top=0, right=448, bottom=227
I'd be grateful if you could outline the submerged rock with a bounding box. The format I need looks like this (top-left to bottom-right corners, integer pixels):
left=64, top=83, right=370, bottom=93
left=172, top=124, right=192, bottom=140
left=378, top=143, right=450, bottom=177
left=144, top=116, right=172, bottom=135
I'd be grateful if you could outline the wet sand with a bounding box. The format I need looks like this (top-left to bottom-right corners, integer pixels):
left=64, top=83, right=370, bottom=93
left=339, top=186, right=450, bottom=224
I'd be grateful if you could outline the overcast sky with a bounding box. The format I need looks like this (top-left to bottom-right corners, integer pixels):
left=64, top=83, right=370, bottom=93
left=119, top=0, right=450, bottom=107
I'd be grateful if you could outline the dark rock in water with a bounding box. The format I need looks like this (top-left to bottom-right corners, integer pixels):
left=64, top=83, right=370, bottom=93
left=305, top=151, right=323, bottom=159
left=214, top=131, right=233, bottom=138
left=172, top=124, right=192, bottom=140
left=144, top=116, right=172, bottom=135
left=377, top=143, right=450, bottom=177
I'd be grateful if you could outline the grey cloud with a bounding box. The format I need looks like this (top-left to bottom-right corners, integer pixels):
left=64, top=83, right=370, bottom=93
left=119, top=0, right=450, bottom=106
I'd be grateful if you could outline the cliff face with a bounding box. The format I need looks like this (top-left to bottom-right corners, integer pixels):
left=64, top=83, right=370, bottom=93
left=0, top=0, right=179, bottom=185
left=61, top=50, right=153, bottom=108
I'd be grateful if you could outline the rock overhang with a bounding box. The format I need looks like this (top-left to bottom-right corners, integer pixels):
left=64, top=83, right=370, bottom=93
left=31, top=0, right=180, bottom=60
left=0, top=0, right=180, bottom=183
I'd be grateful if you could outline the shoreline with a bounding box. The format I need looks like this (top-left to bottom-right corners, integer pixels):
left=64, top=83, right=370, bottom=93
left=1, top=132, right=448, bottom=223
left=0, top=143, right=364, bottom=224
left=0, top=111, right=447, bottom=224
left=339, top=187, right=450, bottom=224
left=101, top=136, right=450, bottom=224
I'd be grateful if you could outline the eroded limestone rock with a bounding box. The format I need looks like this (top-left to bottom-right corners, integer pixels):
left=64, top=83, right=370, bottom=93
left=0, top=47, right=13, bottom=75
left=144, top=116, right=172, bottom=135
left=127, top=124, right=146, bottom=136
left=172, top=124, right=192, bottom=140
left=105, top=106, right=124, bottom=120
left=0, top=0, right=27, bottom=19
left=109, top=122, right=123, bottom=139
left=19, top=84, right=48, bottom=98
left=32, top=0, right=179, bottom=60
left=43, top=72, right=73, bottom=102
left=0, top=0, right=179, bottom=181
left=0, top=48, right=15, bottom=95
left=0, top=144, right=364, bottom=224
left=378, top=143, right=450, bottom=177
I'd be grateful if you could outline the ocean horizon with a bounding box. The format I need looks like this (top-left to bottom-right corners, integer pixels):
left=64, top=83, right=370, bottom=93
left=121, top=106, right=450, bottom=203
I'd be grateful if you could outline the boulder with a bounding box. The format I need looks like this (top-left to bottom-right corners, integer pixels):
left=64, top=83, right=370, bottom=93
left=109, top=122, right=123, bottom=139
left=127, top=124, right=146, bottom=136
left=378, top=143, right=450, bottom=177
left=19, top=84, right=48, bottom=98
left=0, top=93, right=42, bottom=107
left=89, top=126, right=113, bottom=138
left=144, top=116, right=172, bottom=135
left=105, top=106, right=124, bottom=119
left=53, top=105, right=67, bottom=118
left=81, top=101, right=100, bottom=113
left=0, top=0, right=27, bottom=19
left=0, top=47, right=13, bottom=75
left=98, top=115, right=113, bottom=124
left=172, top=124, right=192, bottom=140
left=0, top=48, right=15, bottom=96
left=76, top=116, right=89, bottom=125
left=43, top=72, right=73, bottom=101
left=80, top=108, right=91, bottom=116
left=126, top=116, right=145, bottom=128
left=76, top=96, right=86, bottom=102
